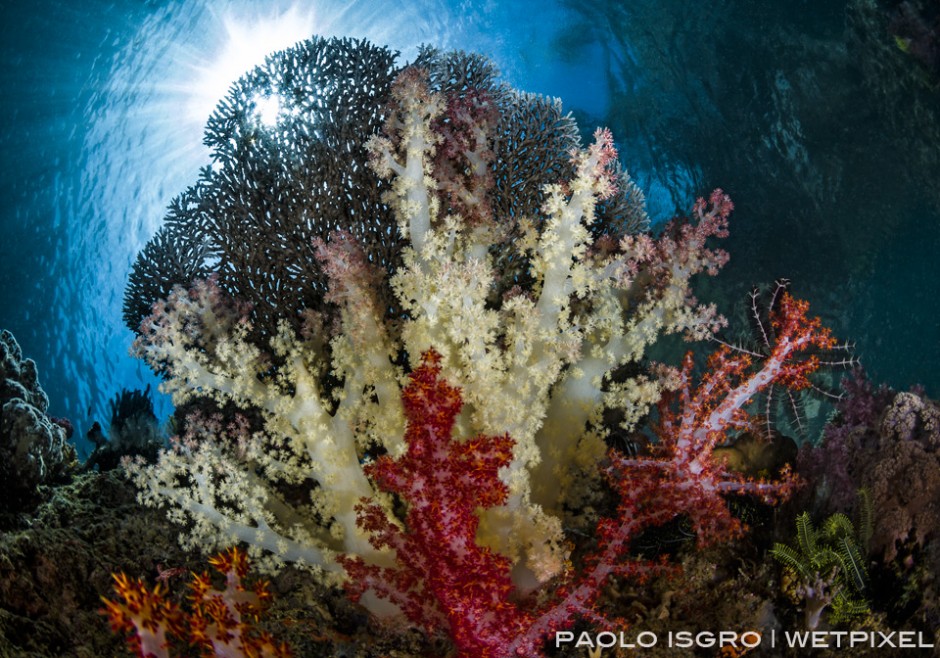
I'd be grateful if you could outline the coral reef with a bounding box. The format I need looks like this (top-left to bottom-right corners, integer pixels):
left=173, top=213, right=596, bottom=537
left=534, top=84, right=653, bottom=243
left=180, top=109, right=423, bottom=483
left=799, top=369, right=940, bottom=630
left=123, top=38, right=646, bottom=341
left=4, top=24, right=938, bottom=658
left=0, top=470, right=411, bottom=658
left=111, top=32, right=937, bottom=658
left=0, top=329, right=77, bottom=520
left=342, top=289, right=824, bottom=658
left=124, top=45, right=725, bottom=603
left=0, top=472, right=187, bottom=657
left=804, top=373, right=940, bottom=565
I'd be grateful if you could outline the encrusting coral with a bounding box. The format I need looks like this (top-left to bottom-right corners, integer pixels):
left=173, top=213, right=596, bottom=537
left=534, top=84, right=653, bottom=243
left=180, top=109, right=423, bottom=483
left=122, top=37, right=838, bottom=655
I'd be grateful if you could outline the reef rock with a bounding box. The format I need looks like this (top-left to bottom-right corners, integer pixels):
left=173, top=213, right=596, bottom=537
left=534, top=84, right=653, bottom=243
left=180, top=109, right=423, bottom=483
left=0, top=329, right=76, bottom=518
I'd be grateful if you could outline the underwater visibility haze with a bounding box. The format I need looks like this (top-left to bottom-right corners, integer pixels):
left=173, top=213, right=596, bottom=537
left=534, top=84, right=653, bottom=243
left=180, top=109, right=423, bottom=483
left=2, top=0, right=940, bottom=656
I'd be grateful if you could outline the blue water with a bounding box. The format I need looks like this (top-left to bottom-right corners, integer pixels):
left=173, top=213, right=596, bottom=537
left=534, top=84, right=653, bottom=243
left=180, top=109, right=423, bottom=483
left=1, top=0, right=938, bottom=454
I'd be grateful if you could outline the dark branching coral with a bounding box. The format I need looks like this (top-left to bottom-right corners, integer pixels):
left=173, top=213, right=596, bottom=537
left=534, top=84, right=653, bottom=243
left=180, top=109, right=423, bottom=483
left=124, top=37, right=648, bottom=340
left=124, top=37, right=401, bottom=337
left=123, top=221, right=211, bottom=334
left=417, top=45, right=648, bottom=290
left=0, top=329, right=76, bottom=515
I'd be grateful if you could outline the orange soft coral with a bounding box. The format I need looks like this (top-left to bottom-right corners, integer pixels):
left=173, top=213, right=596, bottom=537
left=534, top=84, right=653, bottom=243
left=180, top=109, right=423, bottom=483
left=103, top=547, right=291, bottom=658
left=102, top=574, right=183, bottom=658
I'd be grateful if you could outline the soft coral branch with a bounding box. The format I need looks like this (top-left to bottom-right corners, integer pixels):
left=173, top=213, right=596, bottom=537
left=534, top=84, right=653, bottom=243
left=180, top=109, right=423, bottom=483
left=344, top=295, right=832, bottom=656
left=509, top=297, right=827, bottom=652
left=339, top=351, right=528, bottom=656
left=103, top=547, right=291, bottom=658
left=620, top=292, right=830, bottom=545
left=529, top=189, right=734, bottom=514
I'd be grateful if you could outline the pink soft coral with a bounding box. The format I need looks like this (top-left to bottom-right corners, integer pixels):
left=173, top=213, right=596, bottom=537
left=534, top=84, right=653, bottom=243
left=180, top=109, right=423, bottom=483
left=618, top=292, right=832, bottom=544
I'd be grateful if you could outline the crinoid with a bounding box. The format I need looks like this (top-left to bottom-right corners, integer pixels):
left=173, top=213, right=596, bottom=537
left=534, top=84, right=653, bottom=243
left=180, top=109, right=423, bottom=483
left=711, top=279, right=858, bottom=440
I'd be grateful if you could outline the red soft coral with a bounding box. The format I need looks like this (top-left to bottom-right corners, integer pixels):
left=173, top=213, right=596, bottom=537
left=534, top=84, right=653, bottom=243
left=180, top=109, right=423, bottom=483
left=344, top=296, right=830, bottom=657
left=617, top=293, right=829, bottom=544
left=339, top=350, right=531, bottom=656
left=510, top=295, right=828, bottom=652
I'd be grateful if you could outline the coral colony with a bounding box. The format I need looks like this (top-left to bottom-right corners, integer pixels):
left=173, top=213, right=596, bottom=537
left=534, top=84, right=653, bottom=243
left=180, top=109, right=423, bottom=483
left=103, top=547, right=291, bottom=658
left=91, top=36, right=937, bottom=657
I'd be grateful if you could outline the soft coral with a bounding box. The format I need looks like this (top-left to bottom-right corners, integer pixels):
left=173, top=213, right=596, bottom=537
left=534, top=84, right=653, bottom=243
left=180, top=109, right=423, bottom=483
left=342, top=293, right=832, bottom=656
left=617, top=292, right=832, bottom=545
left=339, top=350, right=531, bottom=657
left=103, top=547, right=291, bottom=658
